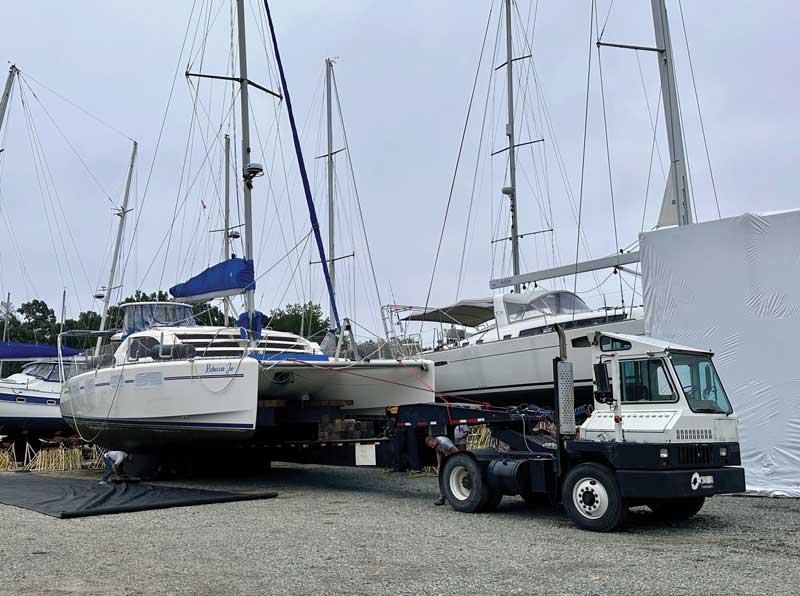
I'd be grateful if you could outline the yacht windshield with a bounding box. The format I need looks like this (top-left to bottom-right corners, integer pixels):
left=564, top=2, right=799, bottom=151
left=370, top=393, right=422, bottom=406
left=505, top=292, right=591, bottom=322
left=123, top=303, right=196, bottom=334
left=671, top=353, right=733, bottom=414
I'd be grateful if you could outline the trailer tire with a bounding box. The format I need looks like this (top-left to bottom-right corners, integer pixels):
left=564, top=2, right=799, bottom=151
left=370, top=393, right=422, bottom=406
left=441, top=454, right=490, bottom=513
left=648, top=497, right=705, bottom=520
left=562, top=463, right=625, bottom=532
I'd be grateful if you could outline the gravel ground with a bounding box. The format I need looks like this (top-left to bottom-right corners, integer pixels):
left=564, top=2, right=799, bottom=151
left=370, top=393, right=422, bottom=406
left=0, top=464, right=797, bottom=596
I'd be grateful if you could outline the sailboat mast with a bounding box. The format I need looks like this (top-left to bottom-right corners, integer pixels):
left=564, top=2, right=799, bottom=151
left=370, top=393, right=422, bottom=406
left=651, top=0, right=692, bottom=226
left=235, top=0, right=256, bottom=326
left=504, top=0, right=521, bottom=292
left=96, top=140, right=137, bottom=352
left=0, top=65, right=17, bottom=132
left=325, top=58, right=336, bottom=318
left=223, top=133, right=232, bottom=326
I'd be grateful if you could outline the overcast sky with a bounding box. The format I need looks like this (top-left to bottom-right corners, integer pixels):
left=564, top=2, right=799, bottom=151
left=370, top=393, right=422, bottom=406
left=1, top=1, right=798, bottom=339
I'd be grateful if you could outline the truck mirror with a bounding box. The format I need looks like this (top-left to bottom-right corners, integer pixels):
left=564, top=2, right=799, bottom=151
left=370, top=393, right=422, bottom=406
left=593, top=363, right=612, bottom=403
left=704, top=365, right=712, bottom=391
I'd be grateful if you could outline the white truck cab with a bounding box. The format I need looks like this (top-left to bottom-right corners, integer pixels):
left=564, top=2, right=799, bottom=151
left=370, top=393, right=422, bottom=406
left=580, top=332, right=740, bottom=446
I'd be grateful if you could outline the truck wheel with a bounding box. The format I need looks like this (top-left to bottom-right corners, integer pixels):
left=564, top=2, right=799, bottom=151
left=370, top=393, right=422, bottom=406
left=441, top=453, right=490, bottom=513
left=562, top=463, right=625, bottom=532
left=648, top=497, right=705, bottom=520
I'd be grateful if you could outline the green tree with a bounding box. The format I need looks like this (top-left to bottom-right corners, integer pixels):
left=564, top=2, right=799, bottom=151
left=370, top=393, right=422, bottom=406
left=15, top=299, right=57, bottom=344
left=267, top=302, right=330, bottom=339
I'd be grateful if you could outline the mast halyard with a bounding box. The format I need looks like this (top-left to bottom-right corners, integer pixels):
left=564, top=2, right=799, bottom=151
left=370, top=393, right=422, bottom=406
left=96, top=140, right=137, bottom=353
left=503, top=0, right=521, bottom=293
left=326, top=58, right=336, bottom=319
left=235, top=0, right=257, bottom=332
left=651, top=0, right=692, bottom=226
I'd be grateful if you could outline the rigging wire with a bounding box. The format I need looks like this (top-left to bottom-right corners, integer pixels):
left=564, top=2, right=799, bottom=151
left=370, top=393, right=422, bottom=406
left=572, top=1, right=596, bottom=320
left=122, top=0, right=201, bottom=287
left=16, top=70, right=133, bottom=141
left=419, top=1, right=496, bottom=336
left=513, top=3, right=602, bottom=291
left=593, top=4, right=625, bottom=306
left=18, top=75, right=115, bottom=206
left=332, top=65, right=395, bottom=332
left=678, top=0, right=721, bottom=220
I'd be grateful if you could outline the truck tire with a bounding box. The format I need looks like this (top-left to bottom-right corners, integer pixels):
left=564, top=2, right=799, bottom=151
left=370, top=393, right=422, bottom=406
left=648, top=497, right=705, bottom=520
left=562, top=463, right=626, bottom=532
left=441, top=453, right=491, bottom=513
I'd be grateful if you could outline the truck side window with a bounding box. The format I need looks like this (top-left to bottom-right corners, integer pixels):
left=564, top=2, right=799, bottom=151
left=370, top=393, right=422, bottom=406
left=600, top=336, right=631, bottom=351
left=619, top=359, right=676, bottom=402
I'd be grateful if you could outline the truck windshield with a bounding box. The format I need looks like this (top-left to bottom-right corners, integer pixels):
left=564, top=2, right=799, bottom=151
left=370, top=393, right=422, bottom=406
left=670, top=353, right=733, bottom=415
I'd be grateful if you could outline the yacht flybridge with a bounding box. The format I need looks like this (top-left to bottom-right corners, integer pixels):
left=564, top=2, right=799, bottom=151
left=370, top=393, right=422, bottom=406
left=58, top=0, right=434, bottom=450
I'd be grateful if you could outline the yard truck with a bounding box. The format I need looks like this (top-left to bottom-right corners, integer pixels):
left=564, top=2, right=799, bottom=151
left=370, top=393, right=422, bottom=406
left=269, top=328, right=745, bottom=531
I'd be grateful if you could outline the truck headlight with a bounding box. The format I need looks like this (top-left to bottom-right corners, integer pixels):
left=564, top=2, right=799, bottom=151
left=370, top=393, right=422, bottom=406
left=659, top=448, right=669, bottom=459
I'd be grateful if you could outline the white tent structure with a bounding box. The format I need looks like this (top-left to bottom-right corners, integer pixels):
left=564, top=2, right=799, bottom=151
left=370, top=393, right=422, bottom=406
left=641, top=210, right=800, bottom=496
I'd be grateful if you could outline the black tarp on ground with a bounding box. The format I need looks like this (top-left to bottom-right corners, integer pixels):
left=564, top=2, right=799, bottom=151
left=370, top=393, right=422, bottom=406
left=0, top=474, right=277, bottom=518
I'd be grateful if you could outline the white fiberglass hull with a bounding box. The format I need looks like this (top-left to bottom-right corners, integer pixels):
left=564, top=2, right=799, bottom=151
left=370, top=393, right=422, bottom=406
left=430, top=317, right=645, bottom=406
left=257, top=358, right=436, bottom=414
left=0, top=380, right=67, bottom=434
left=61, top=358, right=259, bottom=451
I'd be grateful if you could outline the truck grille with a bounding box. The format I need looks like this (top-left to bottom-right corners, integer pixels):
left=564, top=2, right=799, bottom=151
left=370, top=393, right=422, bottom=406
left=676, top=428, right=713, bottom=441
left=676, top=444, right=712, bottom=466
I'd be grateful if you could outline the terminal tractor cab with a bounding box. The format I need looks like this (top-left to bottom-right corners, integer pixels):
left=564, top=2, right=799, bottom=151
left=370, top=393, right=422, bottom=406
left=437, top=329, right=745, bottom=531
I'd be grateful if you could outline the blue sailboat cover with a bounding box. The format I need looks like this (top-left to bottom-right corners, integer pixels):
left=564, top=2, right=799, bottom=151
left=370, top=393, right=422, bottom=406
left=169, top=258, right=255, bottom=303
left=0, top=341, right=80, bottom=360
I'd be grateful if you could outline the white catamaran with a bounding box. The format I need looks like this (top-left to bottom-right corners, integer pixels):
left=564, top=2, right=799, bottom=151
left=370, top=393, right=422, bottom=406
left=59, top=0, right=434, bottom=451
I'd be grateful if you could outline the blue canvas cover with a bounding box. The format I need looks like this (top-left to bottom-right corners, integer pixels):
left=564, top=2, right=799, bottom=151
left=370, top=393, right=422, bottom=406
left=169, top=258, right=255, bottom=303
left=0, top=341, right=80, bottom=361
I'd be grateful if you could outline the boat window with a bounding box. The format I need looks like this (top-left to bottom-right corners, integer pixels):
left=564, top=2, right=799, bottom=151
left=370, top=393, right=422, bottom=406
left=24, top=363, right=55, bottom=380
left=558, top=292, right=591, bottom=314
left=619, top=359, right=676, bottom=403
left=504, top=292, right=591, bottom=322
left=123, top=303, right=196, bottom=334
left=47, top=366, right=61, bottom=382
left=128, top=336, right=161, bottom=360
left=600, top=336, right=631, bottom=351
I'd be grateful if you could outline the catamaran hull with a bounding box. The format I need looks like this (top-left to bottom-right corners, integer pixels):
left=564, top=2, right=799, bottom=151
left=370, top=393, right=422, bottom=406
left=0, top=387, right=69, bottom=435
left=429, top=317, right=645, bottom=406
left=257, top=358, right=436, bottom=414
left=61, top=358, right=259, bottom=451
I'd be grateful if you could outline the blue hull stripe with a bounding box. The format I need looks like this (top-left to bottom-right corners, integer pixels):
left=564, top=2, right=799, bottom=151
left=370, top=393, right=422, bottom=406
left=85, top=374, right=245, bottom=389
left=71, top=416, right=253, bottom=430
left=0, top=393, right=60, bottom=406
